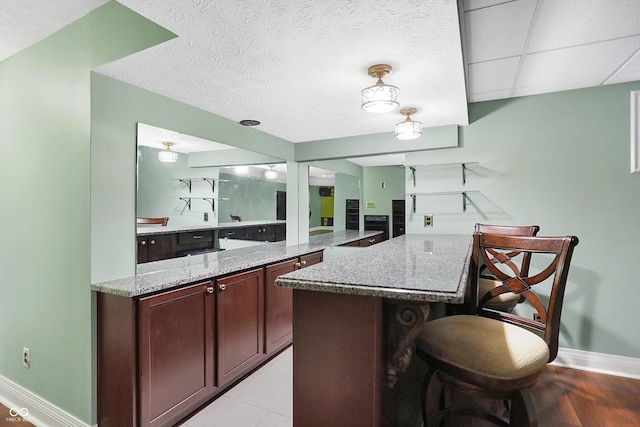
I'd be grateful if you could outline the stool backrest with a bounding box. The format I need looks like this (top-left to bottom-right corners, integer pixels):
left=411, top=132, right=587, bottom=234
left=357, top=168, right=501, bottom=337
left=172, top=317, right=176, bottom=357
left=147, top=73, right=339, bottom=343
left=475, top=233, right=579, bottom=361
left=468, top=224, right=540, bottom=311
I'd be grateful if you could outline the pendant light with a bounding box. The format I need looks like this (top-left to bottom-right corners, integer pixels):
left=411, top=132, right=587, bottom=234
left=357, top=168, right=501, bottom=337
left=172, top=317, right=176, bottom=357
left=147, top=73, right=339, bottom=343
left=264, top=165, right=278, bottom=179
left=361, top=64, right=399, bottom=113
left=395, top=108, right=422, bottom=140
left=158, top=142, right=178, bottom=162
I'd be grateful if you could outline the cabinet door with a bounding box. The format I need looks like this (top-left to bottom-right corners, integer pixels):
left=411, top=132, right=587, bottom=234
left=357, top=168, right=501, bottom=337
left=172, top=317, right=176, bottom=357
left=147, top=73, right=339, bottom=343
left=265, top=259, right=298, bottom=356
left=300, top=251, right=323, bottom=267
left=216, top=268, right=265, bottom=387
left=138, top=282, right=215, bottom=427
left=137, top=234, right=175, bottom=263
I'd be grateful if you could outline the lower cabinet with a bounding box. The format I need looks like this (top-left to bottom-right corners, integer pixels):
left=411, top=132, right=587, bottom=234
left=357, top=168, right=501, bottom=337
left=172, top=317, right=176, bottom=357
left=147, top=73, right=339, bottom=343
left=216, top=268, right=265, bottom=387
left=138, top=282, right=216, bottom=427
left=265, top=251, right=324, bottom=357
left=341, top=235, right=382, bottom=247
left=137, top=234, right=175, bottom=263
left=97, top=252, right=324, bottom=427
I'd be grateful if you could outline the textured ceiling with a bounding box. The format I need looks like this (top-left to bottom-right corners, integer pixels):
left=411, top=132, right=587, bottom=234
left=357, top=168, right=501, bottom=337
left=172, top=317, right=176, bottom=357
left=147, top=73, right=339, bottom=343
left=2, top=0, right=640, bottom=160
left=95, top=0, right=467, bottom=143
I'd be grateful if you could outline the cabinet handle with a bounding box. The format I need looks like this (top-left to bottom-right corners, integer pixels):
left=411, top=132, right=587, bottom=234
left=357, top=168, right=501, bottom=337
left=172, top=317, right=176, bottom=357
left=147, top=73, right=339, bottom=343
left=193, top=235, right=203, bottom=239
left=140, top=240, right=146, bottom=246
left=369, top=239, right=376, bottom=244
left=219, top=284, right=227, bottom=291
left=295, top=262, right=302, bottom=268
left=150, top=240, right=156, bottom=245
left=301, top=260, right=307, bottom=265
left=206, top=286, right=214, bottom=294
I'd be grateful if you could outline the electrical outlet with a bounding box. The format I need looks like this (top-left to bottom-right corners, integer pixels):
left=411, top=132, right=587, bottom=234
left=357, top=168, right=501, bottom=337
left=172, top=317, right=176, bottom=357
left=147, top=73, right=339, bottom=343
left=204, top=212, right=209, bottom=222
left=366, top=201, right=375, bottom=208
left=424, top=215, right=433, bottom=227
left=23, top=347, right=30, bottom=369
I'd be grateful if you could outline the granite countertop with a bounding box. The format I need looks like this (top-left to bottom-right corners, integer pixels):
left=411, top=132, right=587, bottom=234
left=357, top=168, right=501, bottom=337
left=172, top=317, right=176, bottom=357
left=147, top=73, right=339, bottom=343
left=137, top=220, right=286, bottom=236
left=92, top=230, right=381, bottom=297
left=275, top=234, right=472, bottom=303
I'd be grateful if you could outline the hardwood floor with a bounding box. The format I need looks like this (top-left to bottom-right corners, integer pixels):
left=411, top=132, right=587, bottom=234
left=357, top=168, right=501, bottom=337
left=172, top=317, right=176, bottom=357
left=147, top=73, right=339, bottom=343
left=530, top=365, right=640, bottom=427
left=0, top=365, right=638, bottom=427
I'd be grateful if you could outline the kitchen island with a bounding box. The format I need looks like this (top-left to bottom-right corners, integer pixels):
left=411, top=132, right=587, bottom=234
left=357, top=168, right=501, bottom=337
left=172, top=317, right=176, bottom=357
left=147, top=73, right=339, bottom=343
left=275, top=234, right=473, bottom=427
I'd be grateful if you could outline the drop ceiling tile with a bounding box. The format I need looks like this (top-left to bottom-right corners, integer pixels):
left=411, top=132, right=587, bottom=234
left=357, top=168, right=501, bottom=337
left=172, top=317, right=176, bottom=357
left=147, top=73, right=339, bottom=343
left=469, top=56, right=520, bottom=95
left=464, top=0, right=536, bottom=63
left=517, top=36, right=640, bottom=88
left=528, top=0, right=640, bottom=52
left=513, top=78, right=603, bottom=98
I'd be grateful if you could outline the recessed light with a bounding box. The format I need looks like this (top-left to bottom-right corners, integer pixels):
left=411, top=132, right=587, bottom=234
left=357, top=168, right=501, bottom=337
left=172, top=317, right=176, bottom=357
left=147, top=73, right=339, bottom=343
left=239, top=119, right=260, bottom=126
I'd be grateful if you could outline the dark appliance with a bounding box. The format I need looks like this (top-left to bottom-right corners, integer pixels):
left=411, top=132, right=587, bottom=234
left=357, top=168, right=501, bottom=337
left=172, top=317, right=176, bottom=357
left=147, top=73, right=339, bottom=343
left=392, top=199, right=406, bottom=238
left=346, top=199, right=359, bottom=230
left=364, top=215, right=389, bottom=241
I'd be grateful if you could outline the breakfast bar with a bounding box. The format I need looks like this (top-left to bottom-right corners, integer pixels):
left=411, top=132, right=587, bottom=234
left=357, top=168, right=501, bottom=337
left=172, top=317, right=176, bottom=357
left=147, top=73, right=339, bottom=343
left=275, top=234, right=473, bottom=427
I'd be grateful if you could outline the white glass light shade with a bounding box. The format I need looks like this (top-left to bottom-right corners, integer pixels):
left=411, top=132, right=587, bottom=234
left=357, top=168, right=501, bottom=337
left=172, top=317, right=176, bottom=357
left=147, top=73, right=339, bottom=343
left=158, top=148, right=178, bottom=162
left=361, top=82, right=400, bottom=113
left=264, top=169, right=278, bottom=179
left=395, top=119, right=422, bottom=140
left=234, top=165, right=249, bottom=174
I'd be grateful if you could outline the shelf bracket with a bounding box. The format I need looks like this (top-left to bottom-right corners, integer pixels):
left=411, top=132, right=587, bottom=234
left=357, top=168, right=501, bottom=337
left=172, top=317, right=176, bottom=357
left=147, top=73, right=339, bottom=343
left=411, top=194, right=416, bottom=214
left=201, top=198, right=215, bottom=212
left=410, top=167, right=416, bottom=187
left=202, top=178, right=215, bottom=193
left=462, top=191, right=468, bottom=213
left=461, top=163, right=467, bottom=185
left=179, top=197, right=192, bottom=210
left=179, top=179, right=192, bottom=193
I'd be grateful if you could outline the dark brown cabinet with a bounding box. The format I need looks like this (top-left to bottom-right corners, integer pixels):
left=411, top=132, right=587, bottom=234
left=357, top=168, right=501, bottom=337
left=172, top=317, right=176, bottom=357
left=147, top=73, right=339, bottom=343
left=265, top=259, right=298, bottom=356
left=265, top=251, right=324, bottom=357
left=138, top=282, right=215, bottom=427
left=98, top=250, right=324, bottom=427
left=137, top=234, right=175, bottom=264
left=341, top=235, right=382, bottom=247
left=216, top=268, right=265, bottom=387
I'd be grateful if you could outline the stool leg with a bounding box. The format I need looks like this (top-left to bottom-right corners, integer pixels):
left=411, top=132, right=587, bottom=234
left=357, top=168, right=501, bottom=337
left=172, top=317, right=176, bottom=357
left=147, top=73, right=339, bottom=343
left=422, top=369, right=444, bottom=427
left=510, top=389, right=537, bottom=427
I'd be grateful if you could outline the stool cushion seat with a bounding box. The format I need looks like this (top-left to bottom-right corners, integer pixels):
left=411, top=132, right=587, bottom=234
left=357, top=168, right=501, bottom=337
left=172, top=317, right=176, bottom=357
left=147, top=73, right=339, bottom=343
left=417, top=315, right=549, bottom=381
left=479, top=278, right=521, bottom=310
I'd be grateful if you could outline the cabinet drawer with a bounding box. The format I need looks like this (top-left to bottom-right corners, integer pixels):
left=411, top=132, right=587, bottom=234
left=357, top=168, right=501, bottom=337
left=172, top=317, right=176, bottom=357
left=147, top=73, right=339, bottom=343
left=177, top=231, right=213, bottom=245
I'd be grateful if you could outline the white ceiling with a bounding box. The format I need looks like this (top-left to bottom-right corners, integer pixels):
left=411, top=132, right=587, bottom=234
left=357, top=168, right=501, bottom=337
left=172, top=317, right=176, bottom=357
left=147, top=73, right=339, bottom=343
left=2, top=0, right=640, bottom=164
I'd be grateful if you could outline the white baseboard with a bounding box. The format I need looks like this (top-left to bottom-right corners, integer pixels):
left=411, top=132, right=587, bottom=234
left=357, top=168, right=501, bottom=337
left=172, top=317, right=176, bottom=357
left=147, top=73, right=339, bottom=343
left=0, top=375, right=93, bottom=427
left=552, top=347, right=640, bottom=380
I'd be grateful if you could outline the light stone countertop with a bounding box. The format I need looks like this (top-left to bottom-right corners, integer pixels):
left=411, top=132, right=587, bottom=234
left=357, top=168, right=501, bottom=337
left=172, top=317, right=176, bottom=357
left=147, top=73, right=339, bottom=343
left=275, top=234, right=472, bottom=303
left=91, top=230, right=381, bottom=297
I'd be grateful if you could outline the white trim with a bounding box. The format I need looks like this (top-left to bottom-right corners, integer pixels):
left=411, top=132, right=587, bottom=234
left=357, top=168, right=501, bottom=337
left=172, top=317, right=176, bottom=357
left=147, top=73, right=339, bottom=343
left=552, top=347, right=640, bottom=380
left=631, top=90, right=640, bottom=174
left=0, top=375, right=93, bottom=427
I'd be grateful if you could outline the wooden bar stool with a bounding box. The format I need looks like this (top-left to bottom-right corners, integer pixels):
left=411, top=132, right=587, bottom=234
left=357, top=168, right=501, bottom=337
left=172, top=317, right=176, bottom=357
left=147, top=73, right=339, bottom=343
left=417, top=232, right=579, bottom=427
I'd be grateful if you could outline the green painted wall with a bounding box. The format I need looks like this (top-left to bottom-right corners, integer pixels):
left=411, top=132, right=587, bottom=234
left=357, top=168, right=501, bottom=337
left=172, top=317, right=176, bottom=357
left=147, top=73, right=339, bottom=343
left=363, top=166, right=406, bottom=233
left=218, top=174, right=286, bottom=222
left=0, top=2, right=176, bottom=423
left=309, top=186, right=323, bottom=227
left=137, top=146, right=220, bottom=227
left=405, top=82, right=640, bottom=359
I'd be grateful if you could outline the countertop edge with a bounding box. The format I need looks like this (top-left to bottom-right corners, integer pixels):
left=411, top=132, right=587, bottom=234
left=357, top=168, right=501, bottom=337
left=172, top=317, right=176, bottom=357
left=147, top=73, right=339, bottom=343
left=91, top=230, right=382, bottom=298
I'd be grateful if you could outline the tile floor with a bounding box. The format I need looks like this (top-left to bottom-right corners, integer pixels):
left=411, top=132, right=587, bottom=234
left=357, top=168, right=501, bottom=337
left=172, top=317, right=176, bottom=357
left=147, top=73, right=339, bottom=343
left=180, top=348, right=293, bottom=427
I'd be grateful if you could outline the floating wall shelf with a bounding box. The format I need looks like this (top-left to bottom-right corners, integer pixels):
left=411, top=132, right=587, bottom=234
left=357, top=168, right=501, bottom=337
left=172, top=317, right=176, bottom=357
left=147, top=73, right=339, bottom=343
left=177, top=177, right=230, bottom=193
left=409, top=191, right=481, bottom=214
left=409, top=162, right=479, bottom=187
